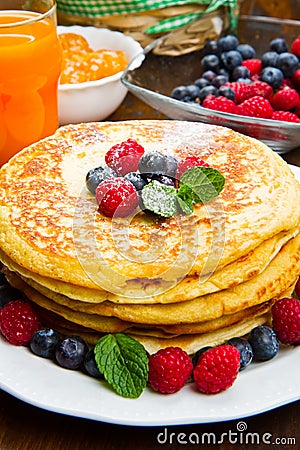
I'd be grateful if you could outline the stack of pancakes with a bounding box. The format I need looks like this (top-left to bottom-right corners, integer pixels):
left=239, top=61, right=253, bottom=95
left=0, top=120, right=299, bottom=355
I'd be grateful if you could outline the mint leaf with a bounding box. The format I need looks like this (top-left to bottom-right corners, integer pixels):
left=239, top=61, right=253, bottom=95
left=178, top=166, right=225, bottom=205
left=94, top=333, right=149, bottom=398
left=176, top=185, right=194, bottom=215
left=141, top=180, right=179, bottom=218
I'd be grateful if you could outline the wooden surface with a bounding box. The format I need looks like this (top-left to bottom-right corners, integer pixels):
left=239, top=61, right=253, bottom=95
left=0, top=388, right=299, bottom=450
left=1, top=4, right=300, bottom=448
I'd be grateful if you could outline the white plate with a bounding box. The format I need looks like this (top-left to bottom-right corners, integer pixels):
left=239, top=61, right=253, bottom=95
left=1, top=164, right=300, bottom=426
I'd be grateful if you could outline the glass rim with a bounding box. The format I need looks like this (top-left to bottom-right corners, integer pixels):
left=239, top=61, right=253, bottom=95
left=0, top=2, right=57, bottom=28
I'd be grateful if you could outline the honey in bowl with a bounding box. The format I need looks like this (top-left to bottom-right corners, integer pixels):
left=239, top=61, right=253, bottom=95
left=59, top=33, right=128, bottom=84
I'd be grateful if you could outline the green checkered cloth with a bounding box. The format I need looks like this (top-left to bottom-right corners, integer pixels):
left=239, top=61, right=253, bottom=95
left=57, top=0, right=239, bottom=34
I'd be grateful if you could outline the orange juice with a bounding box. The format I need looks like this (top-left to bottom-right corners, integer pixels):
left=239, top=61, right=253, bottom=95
left=0, top=8, right=62, bottom=166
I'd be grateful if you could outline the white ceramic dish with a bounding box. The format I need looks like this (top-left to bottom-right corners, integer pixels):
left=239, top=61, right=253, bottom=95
left=0, top=336, right=299, bottom=426
left=1, top=164, right=299, bottom=426
left=58, top=26, right=144, bottom=125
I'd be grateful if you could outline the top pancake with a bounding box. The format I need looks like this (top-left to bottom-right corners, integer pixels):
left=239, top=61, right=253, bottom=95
left=0, top=120, right=299, bottom=295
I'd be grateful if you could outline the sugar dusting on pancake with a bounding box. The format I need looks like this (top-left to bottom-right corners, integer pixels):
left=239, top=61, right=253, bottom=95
left=0, top=120, right=300, bottom=354
left=0, top=121, right=299, bottom=291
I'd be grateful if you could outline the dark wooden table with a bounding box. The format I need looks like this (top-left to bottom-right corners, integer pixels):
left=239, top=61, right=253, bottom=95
left=1, top=90, right=299, bottom=450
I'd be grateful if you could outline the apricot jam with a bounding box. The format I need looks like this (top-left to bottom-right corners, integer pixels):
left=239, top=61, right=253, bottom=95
left=59, top=33, right=128, bottom=84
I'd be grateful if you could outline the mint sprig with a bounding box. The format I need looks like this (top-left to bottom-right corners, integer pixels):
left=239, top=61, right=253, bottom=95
left=177, top=166, right=225, bottom=213
left=139, top=166, right=225, bottom=218
left=94, top=333, right=149, bottom=398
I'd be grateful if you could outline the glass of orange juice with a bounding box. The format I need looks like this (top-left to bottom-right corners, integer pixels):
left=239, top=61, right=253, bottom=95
left=0, top=0, right=62, bottom=166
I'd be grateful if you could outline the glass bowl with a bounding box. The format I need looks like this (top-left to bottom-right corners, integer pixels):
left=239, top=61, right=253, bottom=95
left=122, top=16, right=300, bottom=154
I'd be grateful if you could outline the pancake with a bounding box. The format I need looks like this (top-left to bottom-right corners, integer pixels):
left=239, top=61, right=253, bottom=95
left=0, top=121, right=299, bottom=299
left=29, top=280, right=294, bottom=355
left=30, top=303, right=271, bottom=353
left=3, top=266, right=281, bottom=336
left=0, top=227, right=297, bottom=304
left=129, top=316, right=270, bottom=355
left=5, top=233, right=299, bottom=325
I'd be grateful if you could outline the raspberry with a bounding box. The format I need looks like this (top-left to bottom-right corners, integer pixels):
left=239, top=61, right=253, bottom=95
left=271, top=111, right=300, bottom=123
left=236, top=96, right=273, bottom=119
left=202, top=94, right=237, bottom=113
left=224, top=82, right=251, bottom=104
left=291, top=36, right=300, bottom=59
left=242, top=59, right=262, bottom=77
left=0, top=299, right=42, bottom=346
left=271, top=297, right=300, bottom=345
left=105, top=138, right=145, bottom=176
left=148, top=346, right=193, bottom=394
left=96, top=177, right=139, bottom=218
left=176, top=155, right=209, bottom=179
left=280, top=78, right=293, bottom=90
left=272, top=87, right=300, bottom=111
left=294, top=101, right=300, bottom=118
left=291, top=69, right=300, bottom=91
left=250, top=73, right=260, bottom=82
left=193, top=344, right=240, bottom=394
left=247, top=81, right=273, bottom=102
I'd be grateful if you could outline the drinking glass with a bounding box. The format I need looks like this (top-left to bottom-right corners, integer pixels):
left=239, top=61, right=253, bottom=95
left=0, top=0, right=62, bottom=166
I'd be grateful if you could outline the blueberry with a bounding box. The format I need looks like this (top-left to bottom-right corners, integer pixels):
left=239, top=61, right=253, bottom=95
left=139, top=151, right=165, bottom=176
left=138, top=151, right=178, bottom=178
left=232, top=65, right=250, bottom=81
left=204, top=39, right=221, bottom=55
left=164, top=155, right=178, bottom=178
left=237, top=43, right=256, bottom=59
left=276, top=52, right=299, bottom=78
left=227, top=337, right=253, bottom=371
left=30, top=328, right=61, bottom=358
left=185, top=84, right=200, bottom=99
left=86, top=166, right=117, bottom=195
left=261, top=51, right=279, bottom=68
left=171, top=85, right=189, bottom=100
left=124, top=172, right=147, bottom=192
left=248, top=326, right=279, bottom=361
left=201, top=54, right=220, bottom=72
left=270, top=37, right=288, bottom=54
left=219, top=34, right=239, bottom=51
left=221, top=50, right=243, bottom=71
left=148, top=174, right=175, bottom=187
left=194, top=77, right=211, bottom=89
left=260, top=66, right=284, bottom=89
left=218, top=68, right=230, bottom=78
left=181, top=97, right=196, bottom=104
left=192, top=346, right=212, bottom=367
left=0, top=284, right=23, bottom=308
left=84, top=348, right=103, bottom=378
left=212, top=74, right=229, bottom=88
left=218, top=85, right=235, bottom=100
left=202, top=70, right=217, bottom=82
left=198, top=85, right=218, bottom=102
left=235, top=77, right=252, bottom=84
left=55, top=335, right=89, bottom=370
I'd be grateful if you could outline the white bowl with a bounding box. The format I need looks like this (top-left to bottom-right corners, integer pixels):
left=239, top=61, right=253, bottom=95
left=57, top=26, right=144, bottom=125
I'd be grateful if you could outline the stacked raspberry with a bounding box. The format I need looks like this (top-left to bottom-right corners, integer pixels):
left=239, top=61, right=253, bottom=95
left=171, top=34, right=300, bottom=123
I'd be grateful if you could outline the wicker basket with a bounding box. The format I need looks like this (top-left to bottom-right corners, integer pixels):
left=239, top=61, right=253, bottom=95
left=57, top=1, right=241, bottom=56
